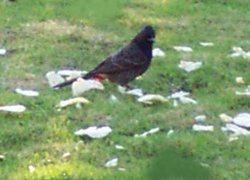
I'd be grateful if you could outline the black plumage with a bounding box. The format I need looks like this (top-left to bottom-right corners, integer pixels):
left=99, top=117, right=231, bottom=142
left=54, top=25, right=155, bottom=88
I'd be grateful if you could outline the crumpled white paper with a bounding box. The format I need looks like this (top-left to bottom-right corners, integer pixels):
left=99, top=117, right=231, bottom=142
left=219, top=113, right=233, bottom=122
left=153, top=48, right=165, bottom=57
left=118, top=86, right=144, bottom=97
left=0, top=104, right=26, bottom=113
left=105, top=158, right=118, bottom=167
left=74, top=126, right=112, bottom=138
left=137, top=94, right=168, bottom=104
left=199, top=42, right=214, bottom=47
left=192, top=124, right=214, bottom=132
left=235, top=77, right=245, bottom=84
left=233, top=113, right=250, bottom=128
left=221, top=123, right=250, bottom=136
left=57, top=70, right=87, bottom=78
left=72, top=78, right=104, bottom=96
left=46, top=71, right=65, bottom=87
left=178, top=60, right=202, bottom=72
left=230, top=47, right=250, bottom=59
left=57, top=97, right=90, bottom=108
left=115, top=145, right=125, bottom=150
left=173, top=46, right=193, bottom=52
left=194, top=115, right=206, bottom=123
left=235, top=86, right=250, bottom=96
left=134, top=127, right=160, bottom=137
left=168, top=91, right=197, bottom=105
left=15, top=88, right=39, bottom=97
left=0, top=48, right=7, bottom=56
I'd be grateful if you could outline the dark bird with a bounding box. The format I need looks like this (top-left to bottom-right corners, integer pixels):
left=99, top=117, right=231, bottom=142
left=53, top=25, right=155, bottom=89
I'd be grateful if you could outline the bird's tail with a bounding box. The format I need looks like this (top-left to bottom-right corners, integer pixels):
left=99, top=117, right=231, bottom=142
left=52, top=71, right=96, bottom=89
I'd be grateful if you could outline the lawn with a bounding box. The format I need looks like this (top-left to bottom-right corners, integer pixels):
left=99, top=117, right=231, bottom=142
left=0, top=0, right=250, bottom=179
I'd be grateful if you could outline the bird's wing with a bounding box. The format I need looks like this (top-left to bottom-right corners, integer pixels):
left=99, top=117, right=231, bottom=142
left=89, top=43, right=147, bottom=75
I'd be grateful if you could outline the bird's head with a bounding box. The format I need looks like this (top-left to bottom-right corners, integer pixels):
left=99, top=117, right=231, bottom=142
left=133, top=25, right=155, bottom=45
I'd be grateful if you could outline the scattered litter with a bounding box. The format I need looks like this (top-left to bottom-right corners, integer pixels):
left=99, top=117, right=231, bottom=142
left=168, top=91, right=197, bottom=105
left=118, top=86, right=144, bottom=97
left=105, top=158, right=118, bottom=168
left=46, top=71, right=65, bottom=87
left=192, top=124, right=214, bottom=132
left=219, top=113, right=233, bottom=122
left=230, top=47, right=250, bottom=59
left=110, top=94, right=118, bottom=101
left=134, top=127, right=160, bottom=137
left=126, top=88, right=144, bottom=97
left=57, top=70, right=87, bottom=78
left=0, top=104, right=26, bottom=113
left=137, top=94, right=168, bottom=104
left=74, top=126, right=112, bottom=139
left=173, top=99, right=178, bottom=107
left=153, top=48, right=165, bottom=57
left=118, top=167, right=126, bottom=171
left=221, top=123, right=250, bottom=136
left=173, top=46, right=193, bottom=52
left=57, top=97, right=90, bottom=108
left=235, top=77, right=245, bottom=84
left=178, top=60, right=202, bottom=72
left=229, top=136, right=239, bottom=142
left=200, top=163, right=210, bottom=168
left=72, top=78, right=104, bottom=96
left=169, top=91, right=190, bottom=98
left=15, top=88, right=39, bottom=97
left=74, top=141, right=84, bottom=151
left=179, top=96, right=197, bottom=104
left=62, top=152, right=71, bottom=160
left=194, top=115, right=206, bottom=123
left=236, top=86, right=250, bottom=96
left=236, top=91, right=250, bottom=96
left=167, top=129, right=174, bottom=137
left=115, top=145, right=125, bottom=150
left=199, top=42, right=214, bottom=47
left=233, top=113, right=250, bottom=128
left=0, top=155, right=5, bottom=160
left=0, top=48, right=7, bottom=56
left=28, top=165, right=36, bottom=173
left=118, top=86, right=126, bottom=94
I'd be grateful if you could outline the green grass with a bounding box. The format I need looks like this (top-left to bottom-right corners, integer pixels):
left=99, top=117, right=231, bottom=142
left=0, top=0, right=250, bottom=179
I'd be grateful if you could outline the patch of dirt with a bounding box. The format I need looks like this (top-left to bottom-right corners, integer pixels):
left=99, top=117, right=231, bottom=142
left=23, top=20, right=79, bottom=36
